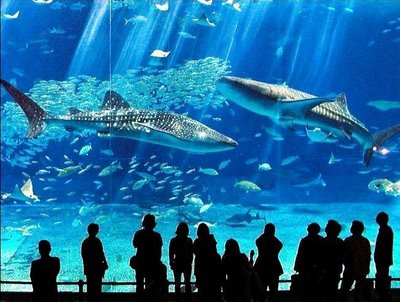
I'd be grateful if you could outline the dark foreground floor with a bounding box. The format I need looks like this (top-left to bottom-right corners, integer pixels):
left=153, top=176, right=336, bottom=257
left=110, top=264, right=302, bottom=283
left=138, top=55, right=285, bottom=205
left=1, top=290, right=400, bottom=302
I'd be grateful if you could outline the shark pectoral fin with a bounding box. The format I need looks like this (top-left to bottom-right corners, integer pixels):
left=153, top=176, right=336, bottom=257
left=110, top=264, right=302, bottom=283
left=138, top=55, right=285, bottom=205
left=64, top=126, right=77, bottom=132
left=101, top=90, right=131, bottom=110
left=282, top=97, right=334, bottom=118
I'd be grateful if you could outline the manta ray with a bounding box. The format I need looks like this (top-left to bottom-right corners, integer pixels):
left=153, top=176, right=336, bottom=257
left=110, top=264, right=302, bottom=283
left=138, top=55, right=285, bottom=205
left=216, top=76, right=400, bottom=166
left=0, top=79, right=237, bottom=153
left=2, top=179, right=40, bottom=202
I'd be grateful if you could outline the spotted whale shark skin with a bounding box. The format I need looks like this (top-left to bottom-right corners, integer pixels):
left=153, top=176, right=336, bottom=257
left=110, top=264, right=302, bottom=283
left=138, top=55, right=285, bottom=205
left=216, top=76, right=400, bottom=166
left=0, top=79, right=238, bottom=153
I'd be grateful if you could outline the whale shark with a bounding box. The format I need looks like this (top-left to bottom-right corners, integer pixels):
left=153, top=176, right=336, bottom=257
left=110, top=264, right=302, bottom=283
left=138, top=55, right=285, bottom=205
left=0, top=79, right=237, bottom=153
left=216, top=76, right=400, bottom=166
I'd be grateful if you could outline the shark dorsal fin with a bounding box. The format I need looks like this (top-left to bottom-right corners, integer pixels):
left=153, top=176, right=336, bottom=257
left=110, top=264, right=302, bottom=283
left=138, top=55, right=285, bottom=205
left=335, top=93, right=350, bottom=113
left=101, top=90, right=131, bottom=110
left=68, top=107, right=83, bottom=115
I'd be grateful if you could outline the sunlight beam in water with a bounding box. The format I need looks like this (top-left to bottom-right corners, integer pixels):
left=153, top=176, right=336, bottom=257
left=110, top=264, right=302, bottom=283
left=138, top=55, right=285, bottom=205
left=113, top=0, right=186, bottom=73
left=268, top=1, right=301, bottom=84
left=113, top=6, right=159, bottom=72
left=68, top=0, right=110, bottom=77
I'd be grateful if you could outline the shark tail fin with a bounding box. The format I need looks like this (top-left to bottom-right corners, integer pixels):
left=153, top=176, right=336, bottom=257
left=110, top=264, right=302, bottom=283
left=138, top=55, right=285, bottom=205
left=363, top=124, right=400, bottom=167
left=1, top=79, right=49, bottom=138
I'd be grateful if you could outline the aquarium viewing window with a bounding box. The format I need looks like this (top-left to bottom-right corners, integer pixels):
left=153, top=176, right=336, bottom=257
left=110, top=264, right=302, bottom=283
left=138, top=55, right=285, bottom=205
left=1, top=0, right=399, bottom=293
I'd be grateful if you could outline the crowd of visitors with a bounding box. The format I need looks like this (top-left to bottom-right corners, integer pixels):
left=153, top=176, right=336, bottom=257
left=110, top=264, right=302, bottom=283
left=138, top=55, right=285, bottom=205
left=30, top=211, right=394, bottom=302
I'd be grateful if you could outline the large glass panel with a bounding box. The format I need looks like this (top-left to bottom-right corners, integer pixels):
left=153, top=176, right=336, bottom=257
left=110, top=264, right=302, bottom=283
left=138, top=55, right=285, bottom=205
left=1, top=0, right=399, bottom=292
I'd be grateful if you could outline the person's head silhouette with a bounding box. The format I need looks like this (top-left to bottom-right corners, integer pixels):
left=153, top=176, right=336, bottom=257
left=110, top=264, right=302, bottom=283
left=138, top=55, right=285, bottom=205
left=264, top=223, right=276, bottom=236
left=197, top=223, right=210, bottom=239
left=376, top=211, right=389, bottom=227
left=38, top=240, right=51, bottom=257
left=225, top=238, right=240, bottom=256
left=350, top=220, right=364, bottom=235
left=142, top=214, right=156, bottom=230
left=176, top=222, right=189, bottom=237
left=87, top=223, right=99, bottom=237
left=325, top=220, right=341, bottom=238
left=307, top=222, right=321, bottom=235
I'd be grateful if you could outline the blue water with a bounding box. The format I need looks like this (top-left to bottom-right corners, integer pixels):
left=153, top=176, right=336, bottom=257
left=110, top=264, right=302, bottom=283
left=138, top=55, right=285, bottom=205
left=1, top=0, right=399, bottom=292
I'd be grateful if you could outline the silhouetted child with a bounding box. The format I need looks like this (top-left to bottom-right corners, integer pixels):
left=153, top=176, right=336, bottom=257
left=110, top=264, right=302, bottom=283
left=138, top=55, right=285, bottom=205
left=321, top=220, right=344, bottom=302
left=221, top=238, right=251, bottom=302
left=81, top=223, right=108, bottom=302
left=30, top=240, right=60, bottom=302
left=294, top=222, right=324, bottom=302
left=133, top=213, right=163, bottom=299
left=339, top=220, right=371, bottom=302
left=254, top=223, right=283, bottom=302
left=169, top=222, right=193, bottom=302
left=374, top=212, right=393, bottom=302
left=193, top=223, right=222, bottom=302
left=144, top=261, right=168, bottom=302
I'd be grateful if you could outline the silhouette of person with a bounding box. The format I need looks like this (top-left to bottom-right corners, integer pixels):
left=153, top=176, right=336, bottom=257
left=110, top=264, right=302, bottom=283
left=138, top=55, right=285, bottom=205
left=81, top=223, right=108, bottom=302
left=374, top=212, right=393, bottom=302
left=193, top=223, right=222, bottom=302
left=339, top=220, right=371, bottom=302
left=321, top=220, right=344, bottom=302
left=254, top=223, right=283, bottom=302
left=294, top=222, right=324, bottom=302
left=133, top=213, right=163, bottom=299
left=221, top=238, right=251, bottom=302
left=30, top=240, right=60, bottom=302
left=169, top=222, right=193, bottom=302
left=145, top=261, right=169, bottom=302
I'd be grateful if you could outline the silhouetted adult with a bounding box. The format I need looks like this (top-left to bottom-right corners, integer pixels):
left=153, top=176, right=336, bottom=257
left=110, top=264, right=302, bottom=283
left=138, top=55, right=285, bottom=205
left=294, top=222, right=324, bottom=302
left=81, top=223, right=108, bottom=302
left=169, top=222, right=193, bottom=302
left=30, top=240, right=60, bottom=302
left=133, top=213, right=163, bottom=299
left=374, top=212, right=393, bottom=302
left=221, top=238, right=251, bottom=302
left=339, top=220, right=371, bottom=302
left=254, top=223, right=283, bottom=302
left=321, top=220, right=344, bottom=302
left=193, top=223, right=222, bottom=302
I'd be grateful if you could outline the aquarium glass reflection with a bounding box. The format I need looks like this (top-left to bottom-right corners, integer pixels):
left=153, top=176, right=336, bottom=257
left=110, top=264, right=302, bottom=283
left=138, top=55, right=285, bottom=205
left=1, top=0, right=399, bottom=292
